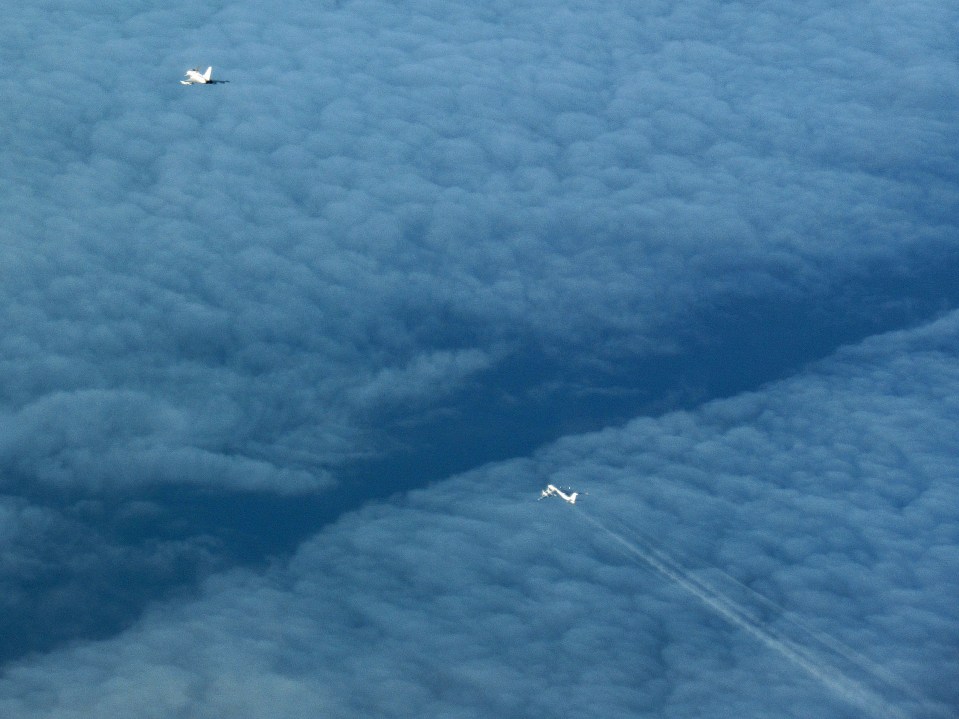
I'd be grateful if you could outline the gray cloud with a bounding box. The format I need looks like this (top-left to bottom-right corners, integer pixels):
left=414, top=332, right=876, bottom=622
left=0, top=493, right=223, bottom=665
left=0, top=390, right=329, bottom=493
left=0, top=0, right=957, bottom=712
left=2, top=0, right=957, bottom=496
left=1, top=312, right=956, bottom=717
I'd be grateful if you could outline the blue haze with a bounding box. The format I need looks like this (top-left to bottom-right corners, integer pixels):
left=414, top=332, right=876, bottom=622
left=0, top=0, right=957, bottom=716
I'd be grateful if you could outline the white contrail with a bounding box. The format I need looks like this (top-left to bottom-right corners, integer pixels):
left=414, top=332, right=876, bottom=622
left=697, top=562, right=930, bottom=707
left=577, top=511, right=933, bottom=719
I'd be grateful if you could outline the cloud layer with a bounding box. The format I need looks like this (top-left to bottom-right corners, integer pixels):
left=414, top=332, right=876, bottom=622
left=1, top=310, right=956, bottom=718
left=0, top=0, right=957, bottom=714
left=1, top=0, right=956, bottom=496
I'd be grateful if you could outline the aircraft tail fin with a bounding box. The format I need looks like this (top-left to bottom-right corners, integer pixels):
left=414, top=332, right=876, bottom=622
left=204, top=66, right=213, bottom=81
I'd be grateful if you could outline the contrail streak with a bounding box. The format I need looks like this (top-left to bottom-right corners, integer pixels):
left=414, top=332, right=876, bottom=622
left=697, top=562, right=930, bottom=707
left=578, top=511, right=944, bottom=719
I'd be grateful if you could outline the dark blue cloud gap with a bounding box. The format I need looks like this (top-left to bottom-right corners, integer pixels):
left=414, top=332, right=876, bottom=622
left=0, top=493, right=223, bottom=665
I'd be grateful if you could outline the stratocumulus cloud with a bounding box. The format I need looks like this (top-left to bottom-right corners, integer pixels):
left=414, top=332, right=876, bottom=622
left=1, top=0, right=957, bottom=495
left=1, top=313, right=957, bottom=718
left=0, top=0, right=957, bottom=713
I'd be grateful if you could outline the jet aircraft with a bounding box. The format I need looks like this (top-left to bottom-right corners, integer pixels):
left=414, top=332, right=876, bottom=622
left=539, top=484, right=583, bottom=504
left=180, top=66, right=226, bottom=85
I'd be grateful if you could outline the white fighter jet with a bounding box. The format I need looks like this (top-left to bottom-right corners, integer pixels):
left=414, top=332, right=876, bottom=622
left=539, top=484, right=583, bottom=504
left=180, top=66, right=226, bottom=85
